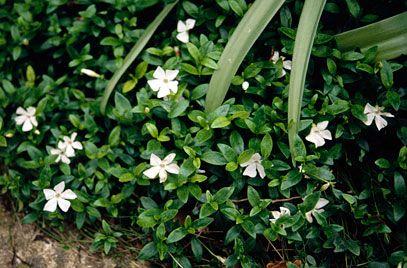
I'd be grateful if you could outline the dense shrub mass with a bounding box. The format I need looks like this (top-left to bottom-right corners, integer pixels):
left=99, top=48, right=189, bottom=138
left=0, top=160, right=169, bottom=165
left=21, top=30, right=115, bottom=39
left=0, top=0, right=406, bottom=267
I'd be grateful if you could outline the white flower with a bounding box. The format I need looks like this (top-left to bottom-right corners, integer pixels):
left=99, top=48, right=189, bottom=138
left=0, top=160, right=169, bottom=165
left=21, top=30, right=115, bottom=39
left=176, top=19, right=196, bottom=43
left=143, top=153, right=180, bottom=183
left=50, top=141, right=71, bottom=165
left=242, top=81, right=249, bottom=91
left=43, top=181, right=77, bottom=212
left=305, top=198, right=329, bottom=223
left=363, top=103, right=394, bottom=131
left=240, top=153, right=266, bottom=178
left=60, top=132, right=83, bottom=157
left=80, top=68, right=101, bottom=78
left=305, top=121, right=332, bottom=148
left=147, top=66, right=179, bottom=98
left=14, top=107, right=38, bottom=132
left=270, top=207, right=291, bottom=223
left=271, top=51, right=292, bottom=78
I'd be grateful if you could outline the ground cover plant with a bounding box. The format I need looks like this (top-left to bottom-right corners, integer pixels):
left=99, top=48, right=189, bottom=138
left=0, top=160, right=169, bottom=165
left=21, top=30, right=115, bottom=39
left=0, top=0, right=406, bottom=267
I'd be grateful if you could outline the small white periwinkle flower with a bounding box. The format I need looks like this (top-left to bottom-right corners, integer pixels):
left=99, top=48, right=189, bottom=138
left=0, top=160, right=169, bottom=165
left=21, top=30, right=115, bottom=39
left=305, top=121, right=332, bottom=148
left=240, top=153, right=266, bottom=178
left=363, top=103, right=394, bottom=131
left=43, top=181, right=77, bottom=212
left=176, top=19, right=196, bottom=43
left=305, top=198, right=329, bottom=223
left=80, top=68, right=101, bottom=78
left=60, top=132, right=83, bottom=157
left=242, top=81, right=249, bottom=91
left=15, top=107, right=38, bottom=132
left=50, top=141, right=71, bottom=165
left=270, top=207, right=291, bottom=223
left=147, top=66, right=179, bottom=98
left=143, top=153, right=180, bottom=183
left=271, top=51, right=292, bottom=78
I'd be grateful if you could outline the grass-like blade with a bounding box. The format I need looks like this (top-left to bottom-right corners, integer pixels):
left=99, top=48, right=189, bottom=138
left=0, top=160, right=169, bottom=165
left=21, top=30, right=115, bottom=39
left=287, top=0, right=326, bottom=163
left=100, top=1, right=178, bottom=114
left=335, top=12, right=407, bottom=60
left=204, top=0, right=285, bottom=112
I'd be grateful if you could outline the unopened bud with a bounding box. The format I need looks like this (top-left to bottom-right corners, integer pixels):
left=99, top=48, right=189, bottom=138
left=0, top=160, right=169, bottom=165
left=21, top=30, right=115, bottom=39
left=80, top=68, right=101, bottom=78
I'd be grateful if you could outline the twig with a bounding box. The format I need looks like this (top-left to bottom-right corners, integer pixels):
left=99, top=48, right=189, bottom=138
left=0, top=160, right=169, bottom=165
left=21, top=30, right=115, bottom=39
left=232, top=196, right=302, bottom=204
left=266, top=238, right=284, bottom=261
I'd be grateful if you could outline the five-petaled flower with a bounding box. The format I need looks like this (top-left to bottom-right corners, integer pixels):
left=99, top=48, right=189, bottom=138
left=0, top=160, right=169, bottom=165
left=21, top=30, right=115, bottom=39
left=147, top=66, right=179, bottom=98
left=14, top=107, right=38, bottom=132
left=50, top=141, right=71, bottom=164
left=305, top=198, right=329, bottom=223
left=143, top=153, right=180, bottom=183
left=271, top=51, right=292, bottom=78
left=240, top=153, right=266, bottom=178
left=305, top=121, right=332, bottom=148
left=43, top=181, right=77, bottom=212
left=363, top=103, right=394, bottom=131
left=60, top=132, right=83, bottom=157
left=270, top=207, right=291, bottom=223
left=176, top=19, right=196, bottom=43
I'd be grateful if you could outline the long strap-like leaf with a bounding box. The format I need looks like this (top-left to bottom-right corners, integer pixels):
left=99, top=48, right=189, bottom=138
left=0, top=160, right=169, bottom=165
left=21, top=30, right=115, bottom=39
left=287, top=0, right=326, bottom=164
left=204, top=0, right=285, bottom=112
left=100, top=1, right=178, bottom=114
left=335, top=12, right=407, bottom=61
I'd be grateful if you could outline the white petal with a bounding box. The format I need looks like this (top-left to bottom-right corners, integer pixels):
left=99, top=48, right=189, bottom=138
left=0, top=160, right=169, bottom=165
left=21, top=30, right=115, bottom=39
left=72, top=141, right=83, bottom=150
left=143, top=166, right=161, bottom=179
left=58, top=198, right=71, bottom=212
left=65, top=146, right=75, bottom=157
left=252, top=153, right=262, bottom=162
left=26, top=107, right=36, bottom=116
left=167, top=81, right=179, bottom=94
left=375, top=115, right=388, bottom=131
left=176, top=32, right=189, bottom=43
left=271, top=51, right=280, bottom=63
left=364, top=103, right=375, bottom=114
left=43, top=198, right=58, bottom=212
left=165, top=70, right=179, bottom=80
left=177, top=20, right=187, bottom=33
left=29, top=116, right=38, bottom=127
left=280, top=207, right=290, bottom=216
left=61, top=155, right=71, bottom=164
left=71, top=132, right=78, bottom=141
left=147, top=79, right=163, bottom=91
left=243, top=164, right=257, bottom=178
left=271, top=211, right=281, bottom=220
left=58, top=141, right=67, bottom=150
left=43, top=189, right=55, bottom=200
left=153, top=66, right=166, bottom=79
left=150, top=153, right=162, bottom=166
left=278, top=69, right=286, bottom=78
left=242, top=81, right=249, bottom=91
left=63, top=136, right=71, bottom=143
left=16, top=107, right=26, bottom=115
left=50, top=148, right=61, bottom=155
left=157, top=87, right=171, bottom=98
left=158, top=169, right=168, bottom=183
left=165, top=163, right=180, bottom=174
left=381, top=112, right=394, bottom=118
left=319, top=130, right=332, bottom=140
left=315, top=198, right=329, bottom=209
left=54, top=181, right=65, bottom=194
left=163, top=153, right=176, bottom=164
left=256, top=163, right=266, bottom=178
left=61, top=189, right=77, bottom=200
left=363, top=113, right=375, bottom=126
left=15, top=115, right=28, bottom=125
left=316, top=121, right=329, bottom=130
left=55, top=155, right=61, bottom=163
left=305, top=211, right=313, bottom=223
left=283, top=60, right=292, bottom=70
left=22, top=120, right=33, bottom=132
left=305, top=133, right=325, bottom=148
left=185, top=19, right=196, bottom=30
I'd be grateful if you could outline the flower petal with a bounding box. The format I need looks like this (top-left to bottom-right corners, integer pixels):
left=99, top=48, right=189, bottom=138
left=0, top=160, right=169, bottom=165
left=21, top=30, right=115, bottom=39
left=185, top=19, right=196, bottom=30
left=177, top=20, right=187, bottom=33
left=22, top=120, right=33, bottom=132
left=157, top=86, right=171, bottom=98
left=16, top=107, right=26, bottom=115
left=61, top=155, right=71, bottom=164
left=363, top=113, right=375, bottom=126
left=243, top=164, right=257, bottom=178
left=163, top=153, right=176, bottom=164
left=271, top=211, right=281, bottom=220
left=319, top=130, right=332, bottom=140
left=153, top=66, right=166, bottom=79
left=72, top=141, right=83, bottom=150
left=315, top=198, right=329, bottom=209
left=65, top=146, right=75, bottom=157
left=256, top=163, right=266, bottom=178
left=375, top=115, right=388, bottom=131
left=176, top=31, right=189, bottom=43
left=143, top=166, right=161, bottom=179
left=158, top=169, right=168, bottom=183
left=29, top=116, right=38, bottom=127
left=305, top=211, right=313, bottom=223
left=283, top=60, right=292, bottom=70
left=50, top=148, right=61, bottom=155
left=280, top=207, right=291, bottom=216
left=165, top=70, right=179, bottom=80
left=71, top=132, right=78, bottom=141
left=305, top=133, right=325, bottom=148
left=150, top=153, right=162, bottom=166
left=26, top=107, right=36, bottom=116
left=43, top=189, right=55, bottom=200
left=61, top=189, right=77, bottom=200
left=165, top=163, right=180, bottom=174
left=43, top=198, right=58, bottom=212
left=147, top=79, right=162, bottom=92
left=364, top=103, right=375, bottom=114
left=14, top=115, right=27, bottom=126
left=271, top=51, right=280, bottom=63
left=58, top=198, right=71, bottom=212
left=316, top=121, right=329, bottom=130
left=54, top=181, right=65, bottom=194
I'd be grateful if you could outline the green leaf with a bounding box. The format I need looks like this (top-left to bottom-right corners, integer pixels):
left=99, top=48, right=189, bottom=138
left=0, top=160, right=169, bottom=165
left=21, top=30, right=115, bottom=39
left=260, top=134, right=273, bottom=159
left=247, top=186, right=260, bottom=207
left=300, top=192, right=321, bottom=213
left=167, top=227, right=188, bottom=243
left=345, top=0, right=360, bottom=18
left=287, top=0, right=326, bottom=164
left=201, top=151, right=228, bottom=165
left=205, top=0, right=285, bottom=112
left=211, top=116, right=231, bottom=128
left=281, top=170, right=302, bottom=190
left=375, top=158, right=391, bottom=169
left=168, top=99, right=189, bottom=118
left=138, top=242, right=157, bottom=260
left=100, top=1, right=179, bottom=114
left=108, top=126, right=121, bottom=147
left=394, top=172, right=406, bottom=198
left=122, top=79, right=137, bottom=93
left=380, top=60, right=393, bottom=89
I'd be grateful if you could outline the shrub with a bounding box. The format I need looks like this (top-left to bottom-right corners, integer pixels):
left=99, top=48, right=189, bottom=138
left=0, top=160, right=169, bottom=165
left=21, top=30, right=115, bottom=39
left=0, top=0, right=406, bottom=267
